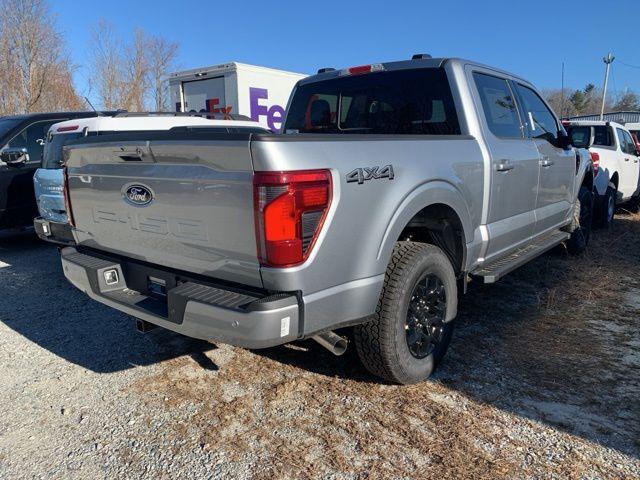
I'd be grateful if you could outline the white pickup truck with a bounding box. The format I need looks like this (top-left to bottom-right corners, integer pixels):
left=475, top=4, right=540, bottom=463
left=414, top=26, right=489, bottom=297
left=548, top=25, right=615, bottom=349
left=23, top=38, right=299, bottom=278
left=564, top=120, right=640, bottom=226
left=59, top=56, right=594, bottom=384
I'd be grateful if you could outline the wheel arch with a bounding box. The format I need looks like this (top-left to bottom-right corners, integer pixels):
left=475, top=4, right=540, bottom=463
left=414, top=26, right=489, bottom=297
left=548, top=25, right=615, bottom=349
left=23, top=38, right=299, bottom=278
left=610, top=171, right=619, bottom=189
left=377, top=181, right=473, bottom=275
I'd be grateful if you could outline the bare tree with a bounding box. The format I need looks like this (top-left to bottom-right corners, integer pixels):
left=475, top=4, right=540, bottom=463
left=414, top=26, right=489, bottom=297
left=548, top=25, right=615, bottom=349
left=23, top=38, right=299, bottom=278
left=88, top=22, right=178, bottom=112
left=612, top=91, right=640, bottom=112
left=147, top=36, right=178, bottom=111
left=120, top=29, right=151, bottom=111
left=542, top=89, right=573, bottom=118
left=89, top=20, right=125, bottom=110
left=0, top=0, right=83, bottom=114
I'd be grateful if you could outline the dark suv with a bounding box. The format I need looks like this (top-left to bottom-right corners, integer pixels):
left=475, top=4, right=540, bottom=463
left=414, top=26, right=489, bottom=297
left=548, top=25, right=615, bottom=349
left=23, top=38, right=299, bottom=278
left=0, top=112, right=101, bottom=232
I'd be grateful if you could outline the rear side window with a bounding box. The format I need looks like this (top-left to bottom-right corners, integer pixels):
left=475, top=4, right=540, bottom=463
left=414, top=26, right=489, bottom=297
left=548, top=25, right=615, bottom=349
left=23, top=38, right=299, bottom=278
left=473, top=73, right=522, bottom=138
left=566, top=126, right=591, bottom=148
left=42, top=132, right=84, bottom=169
left=515, top=84, right=559, bottom=144
left=284, top=68, right=461, bottom=135
left=593, top=126, right=613, bottom=146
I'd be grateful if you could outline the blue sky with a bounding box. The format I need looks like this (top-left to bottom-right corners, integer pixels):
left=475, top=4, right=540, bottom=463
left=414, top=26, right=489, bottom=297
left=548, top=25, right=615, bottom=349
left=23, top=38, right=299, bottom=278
left=55, top=0, right=639, bottom=102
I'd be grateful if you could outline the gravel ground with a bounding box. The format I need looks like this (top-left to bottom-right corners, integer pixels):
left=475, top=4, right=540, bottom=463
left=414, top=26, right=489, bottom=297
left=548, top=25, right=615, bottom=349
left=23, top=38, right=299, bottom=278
left=0, top=214, right=639, bottom=479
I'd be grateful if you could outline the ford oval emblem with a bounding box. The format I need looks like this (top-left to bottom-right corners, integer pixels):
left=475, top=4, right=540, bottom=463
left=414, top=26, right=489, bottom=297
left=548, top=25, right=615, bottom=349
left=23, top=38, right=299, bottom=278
left=123, top=184, right=154, bottom=206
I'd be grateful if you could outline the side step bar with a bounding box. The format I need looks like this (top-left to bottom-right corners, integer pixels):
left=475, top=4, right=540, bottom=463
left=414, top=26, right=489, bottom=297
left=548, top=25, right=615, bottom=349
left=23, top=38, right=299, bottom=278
left=472, top=230, right=570, bottom=284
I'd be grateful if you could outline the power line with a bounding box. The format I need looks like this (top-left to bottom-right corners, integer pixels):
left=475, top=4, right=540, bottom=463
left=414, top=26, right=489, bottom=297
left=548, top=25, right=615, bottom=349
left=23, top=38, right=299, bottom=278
left=617, top=59, right=640, bottom=70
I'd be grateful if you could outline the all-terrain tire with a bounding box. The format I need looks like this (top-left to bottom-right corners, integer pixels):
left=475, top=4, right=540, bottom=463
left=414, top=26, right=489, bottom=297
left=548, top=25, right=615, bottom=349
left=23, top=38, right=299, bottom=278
left=354, top=242, right=457, bottom=384
left=566, top=185, right=594, bottom=255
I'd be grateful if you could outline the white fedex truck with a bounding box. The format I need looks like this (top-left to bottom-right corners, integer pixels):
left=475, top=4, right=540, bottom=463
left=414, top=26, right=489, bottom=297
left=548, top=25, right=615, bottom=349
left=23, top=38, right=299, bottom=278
left=168, top=62, right=307, bottom=131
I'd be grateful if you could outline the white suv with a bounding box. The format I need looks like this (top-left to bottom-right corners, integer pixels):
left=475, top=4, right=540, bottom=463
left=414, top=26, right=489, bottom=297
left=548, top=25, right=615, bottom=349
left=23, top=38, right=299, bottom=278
left=564, top=120, right=640, bottom=226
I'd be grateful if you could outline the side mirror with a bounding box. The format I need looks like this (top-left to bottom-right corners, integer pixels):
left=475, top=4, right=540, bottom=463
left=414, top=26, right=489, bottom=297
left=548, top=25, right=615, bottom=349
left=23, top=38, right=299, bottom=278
left=0, top=147, right=29, bottom=166
left=557, top=130, right=572, bottom=150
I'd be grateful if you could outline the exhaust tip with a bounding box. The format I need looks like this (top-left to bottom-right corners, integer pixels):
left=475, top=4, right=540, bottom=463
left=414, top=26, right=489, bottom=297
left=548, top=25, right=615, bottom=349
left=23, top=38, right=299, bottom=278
left=312, top=331, right=348, bottom=356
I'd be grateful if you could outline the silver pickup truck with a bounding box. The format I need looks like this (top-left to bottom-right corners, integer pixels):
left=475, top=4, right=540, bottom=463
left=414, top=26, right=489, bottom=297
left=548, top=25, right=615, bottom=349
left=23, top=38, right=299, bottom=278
left=59, top=56, right=593, bottom=384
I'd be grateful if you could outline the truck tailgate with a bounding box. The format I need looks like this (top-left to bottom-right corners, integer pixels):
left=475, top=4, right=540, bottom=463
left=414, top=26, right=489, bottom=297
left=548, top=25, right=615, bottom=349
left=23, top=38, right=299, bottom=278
left=64, top=134, right=261, bottom=288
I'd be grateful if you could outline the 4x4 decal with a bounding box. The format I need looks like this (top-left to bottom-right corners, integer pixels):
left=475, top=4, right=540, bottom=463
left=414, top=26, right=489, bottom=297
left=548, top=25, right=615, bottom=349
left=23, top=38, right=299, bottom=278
left=346, top=165, right=394, bottom=185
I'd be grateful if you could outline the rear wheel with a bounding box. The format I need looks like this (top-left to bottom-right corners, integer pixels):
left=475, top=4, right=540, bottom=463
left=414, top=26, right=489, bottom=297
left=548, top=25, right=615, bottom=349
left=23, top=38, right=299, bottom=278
left=354, top=242, right=457, bottom=384
left=627, top=194, right=640, bottom=213
left=567, top=185, right=593, bottom=255
left=597, top=184, right=617, bottom=229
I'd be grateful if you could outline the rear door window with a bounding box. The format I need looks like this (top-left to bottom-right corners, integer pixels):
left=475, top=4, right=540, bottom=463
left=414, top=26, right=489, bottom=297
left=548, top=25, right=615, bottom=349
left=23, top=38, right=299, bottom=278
left=617, top=128, right=637, bottom=154
left=623, top=130, right=635, bottom=153
left=473, top=72, right=522, bottom=138
left=284, top=68, right=461, bottom=135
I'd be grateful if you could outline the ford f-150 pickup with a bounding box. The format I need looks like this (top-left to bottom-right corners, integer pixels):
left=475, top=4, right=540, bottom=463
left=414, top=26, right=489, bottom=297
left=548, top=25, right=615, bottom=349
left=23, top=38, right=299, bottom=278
left=59, top=56, right=593, bottom=384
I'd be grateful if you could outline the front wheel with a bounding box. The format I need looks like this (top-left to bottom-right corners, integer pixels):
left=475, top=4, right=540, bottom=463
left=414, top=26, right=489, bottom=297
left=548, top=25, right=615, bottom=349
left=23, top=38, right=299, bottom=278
left=354, top=242, right=457, bottom=384
left=567, top=185, right=594, bottom=255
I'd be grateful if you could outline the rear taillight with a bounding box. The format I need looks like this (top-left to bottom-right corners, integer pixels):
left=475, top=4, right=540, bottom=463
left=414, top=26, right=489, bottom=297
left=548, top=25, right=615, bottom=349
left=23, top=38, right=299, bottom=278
left=62, top=167, right=75, bottom=226
left=589, top=150, right=600, bottom=176
left=254, top=170, right=332, bottom=267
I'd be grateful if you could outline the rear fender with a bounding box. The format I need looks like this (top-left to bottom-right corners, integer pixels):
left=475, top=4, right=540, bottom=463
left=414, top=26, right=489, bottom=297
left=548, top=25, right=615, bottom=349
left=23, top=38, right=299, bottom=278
left=377, top=180, right=474, bottom=270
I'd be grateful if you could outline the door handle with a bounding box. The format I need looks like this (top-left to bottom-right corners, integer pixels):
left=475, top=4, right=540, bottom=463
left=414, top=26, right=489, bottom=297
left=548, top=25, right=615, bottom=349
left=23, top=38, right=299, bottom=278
left=495, top=160, right=514, bottom=172
left=540, top=156, right=554, bottom=167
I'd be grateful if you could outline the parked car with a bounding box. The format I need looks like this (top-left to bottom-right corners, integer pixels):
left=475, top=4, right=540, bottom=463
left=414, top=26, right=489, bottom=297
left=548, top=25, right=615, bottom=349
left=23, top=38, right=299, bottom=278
left=563, top=120, right=640, bottom=224
left=0, top=112, right=108, bottom=234
left=33, top=112, right=267, bottom=245
left=59, top=56, right=593, bottom=384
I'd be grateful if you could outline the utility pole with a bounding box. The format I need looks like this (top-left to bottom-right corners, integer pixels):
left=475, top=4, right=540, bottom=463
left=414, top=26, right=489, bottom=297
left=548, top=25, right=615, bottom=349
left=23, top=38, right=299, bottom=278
left=560, top=62, right=565, bottom=119
left=601, top=53, right=615, bottom=120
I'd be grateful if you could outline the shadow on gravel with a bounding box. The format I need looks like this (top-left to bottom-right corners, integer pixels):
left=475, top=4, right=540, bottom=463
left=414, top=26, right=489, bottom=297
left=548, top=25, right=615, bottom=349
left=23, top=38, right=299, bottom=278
left=0, top=234, right=218, bottom=374
left=2, top=217, right=639, bottom=461
left=258, top=215, right=640, bottom=460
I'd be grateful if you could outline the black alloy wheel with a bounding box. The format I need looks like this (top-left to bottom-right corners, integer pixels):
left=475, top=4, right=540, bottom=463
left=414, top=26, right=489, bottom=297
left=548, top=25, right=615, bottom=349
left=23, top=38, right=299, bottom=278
left=405, top=274, right=447, bottom=359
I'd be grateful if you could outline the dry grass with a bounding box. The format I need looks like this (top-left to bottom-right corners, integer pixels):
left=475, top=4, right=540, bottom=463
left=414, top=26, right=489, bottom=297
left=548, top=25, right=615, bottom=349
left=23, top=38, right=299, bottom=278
left=127, top=213, right=640, bottom=479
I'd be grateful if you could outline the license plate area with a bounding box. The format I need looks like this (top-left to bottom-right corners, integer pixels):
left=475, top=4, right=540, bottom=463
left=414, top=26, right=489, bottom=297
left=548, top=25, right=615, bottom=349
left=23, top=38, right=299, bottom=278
left=147, top=276, right=167, bottom=299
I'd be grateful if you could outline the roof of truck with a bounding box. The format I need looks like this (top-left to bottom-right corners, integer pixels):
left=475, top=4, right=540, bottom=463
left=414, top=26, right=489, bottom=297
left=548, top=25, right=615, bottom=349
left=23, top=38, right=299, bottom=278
left=0, top=111, right=103, bottom=121
left=299, top=57, right=530, bottom=86
left=48, top=115, right=262, bottom=135
left=564, top=120, right=627, bottom=128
